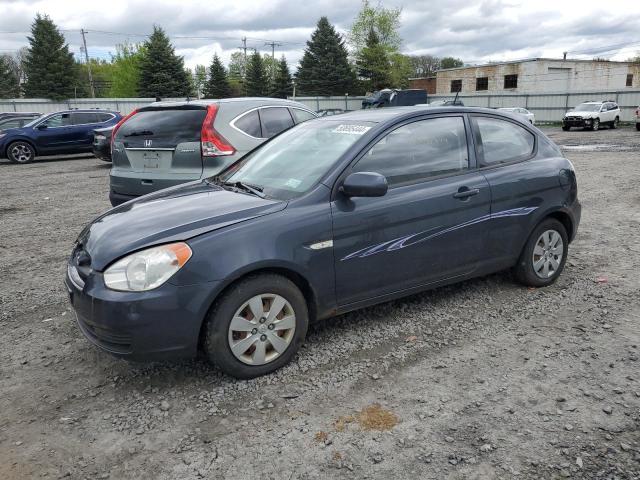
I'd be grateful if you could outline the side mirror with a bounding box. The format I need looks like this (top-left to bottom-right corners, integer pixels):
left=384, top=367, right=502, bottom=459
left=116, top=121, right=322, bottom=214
left=36, top=124, right=47, bottom=130
left=340, top=172, right=388, bottom=198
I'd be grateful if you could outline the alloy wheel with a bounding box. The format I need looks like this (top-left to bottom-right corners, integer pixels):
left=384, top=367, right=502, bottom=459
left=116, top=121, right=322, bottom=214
left=532, top=229, right=564, bottom=279
left=10, top=143, right=33, bottom=163
left=228, top=293, right=296, bottom=366
left=592, top=118, right=599, bottom=130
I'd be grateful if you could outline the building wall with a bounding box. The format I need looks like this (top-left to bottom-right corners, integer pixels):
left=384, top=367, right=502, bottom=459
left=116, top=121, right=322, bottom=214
left=408, top=77, right=436, bottom=94
left=435, top=60, right=640, bottom=95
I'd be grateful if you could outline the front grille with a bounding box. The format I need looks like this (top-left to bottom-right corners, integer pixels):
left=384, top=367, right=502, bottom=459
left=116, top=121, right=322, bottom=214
left=76, top=314, right=133, bottom=354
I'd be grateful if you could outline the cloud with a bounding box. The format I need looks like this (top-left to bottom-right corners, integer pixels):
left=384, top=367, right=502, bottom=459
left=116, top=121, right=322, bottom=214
left=1, top=0, right=639, bottom=69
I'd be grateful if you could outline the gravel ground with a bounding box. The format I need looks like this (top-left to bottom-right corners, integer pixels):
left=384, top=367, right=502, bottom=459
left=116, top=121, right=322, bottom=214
left=0, top=127, right=639, bottom=479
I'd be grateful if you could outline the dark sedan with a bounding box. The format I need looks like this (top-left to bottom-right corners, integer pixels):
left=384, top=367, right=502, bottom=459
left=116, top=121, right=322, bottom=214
left=66, top=107, right=581, bottom=379
left=92, top=126, right=113, bottom=162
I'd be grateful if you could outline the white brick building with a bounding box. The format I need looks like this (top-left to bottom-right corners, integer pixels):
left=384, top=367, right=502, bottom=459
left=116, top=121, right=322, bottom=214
left=435, top=58, right=640, bottom=95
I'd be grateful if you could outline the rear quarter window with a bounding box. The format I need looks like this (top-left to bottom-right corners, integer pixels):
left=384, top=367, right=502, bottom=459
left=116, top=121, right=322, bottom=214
left=233, top=109, right=261, bottom=138
left=474, top=116, right=535, bottom=166
left=115, top=109, right=206, bottom=148
left=260, top=107, right=294, bottom=138
left=291, top=108, right=316, bottom=123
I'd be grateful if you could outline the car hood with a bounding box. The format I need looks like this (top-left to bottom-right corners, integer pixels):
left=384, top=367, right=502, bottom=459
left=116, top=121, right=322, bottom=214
left=564, top=110, right=597, bottom=118
left=77, top=181, right=286, bottom=271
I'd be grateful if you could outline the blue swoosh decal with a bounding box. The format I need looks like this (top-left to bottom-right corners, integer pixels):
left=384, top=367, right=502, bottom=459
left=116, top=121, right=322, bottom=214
left=341, top=207, right=538, bottom=261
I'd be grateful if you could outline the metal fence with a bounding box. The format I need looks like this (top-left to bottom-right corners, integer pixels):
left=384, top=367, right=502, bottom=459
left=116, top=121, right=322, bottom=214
left=2, top=89, right=639, bottom=122
left=291, top=89, right=640, bottom=122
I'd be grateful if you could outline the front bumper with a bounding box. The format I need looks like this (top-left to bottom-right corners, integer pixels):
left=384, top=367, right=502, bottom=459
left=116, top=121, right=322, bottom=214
left=563, top=117, right=594, bottom=128
left=65, top=265, right=220, bottom=362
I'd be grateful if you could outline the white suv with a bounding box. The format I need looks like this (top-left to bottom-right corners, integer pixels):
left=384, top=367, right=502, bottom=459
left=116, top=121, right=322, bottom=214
left=562, top=101, right=620, bottom=131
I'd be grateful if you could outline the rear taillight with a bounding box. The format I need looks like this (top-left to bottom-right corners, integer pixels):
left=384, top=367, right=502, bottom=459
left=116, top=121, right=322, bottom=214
left=201, top=104, right=235, bottom=157
left=110, top=109, right=138, bottom=153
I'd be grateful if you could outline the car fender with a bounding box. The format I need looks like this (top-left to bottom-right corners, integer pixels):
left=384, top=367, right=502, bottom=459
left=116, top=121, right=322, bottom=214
left=1, top=134, right=39, bottom=156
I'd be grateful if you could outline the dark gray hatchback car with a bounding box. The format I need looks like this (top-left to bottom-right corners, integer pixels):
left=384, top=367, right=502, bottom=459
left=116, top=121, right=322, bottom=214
left=67, top=107, right=580, bottom=379
left=109, top=98, right=316, bottom=206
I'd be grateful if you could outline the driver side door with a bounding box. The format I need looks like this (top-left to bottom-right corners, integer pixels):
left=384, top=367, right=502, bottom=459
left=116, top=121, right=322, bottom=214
left=331, top=115, right=491, bottom=307
left=32, top=113, right=75, bottom=153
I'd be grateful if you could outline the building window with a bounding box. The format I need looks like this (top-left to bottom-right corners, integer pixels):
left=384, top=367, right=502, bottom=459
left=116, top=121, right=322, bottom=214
left=626, top=74, right=633, bottom=87
left=504, top=74, right=518, bottom=89
left=476, top=77, right=488, bottom=91
left=450, top=79, right=462, bottom=93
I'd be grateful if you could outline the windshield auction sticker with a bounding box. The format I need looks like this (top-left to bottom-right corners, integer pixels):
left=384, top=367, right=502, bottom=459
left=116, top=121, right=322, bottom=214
left=331, top=125, right=371, bottom=135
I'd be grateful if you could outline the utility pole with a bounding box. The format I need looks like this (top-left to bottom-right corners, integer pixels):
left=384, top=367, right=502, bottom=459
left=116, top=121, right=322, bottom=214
left=238, top=37, right=248, bottom=96
left=264, top=41, right=282, bottom=81
left=80, top=29, right=95, bottom=98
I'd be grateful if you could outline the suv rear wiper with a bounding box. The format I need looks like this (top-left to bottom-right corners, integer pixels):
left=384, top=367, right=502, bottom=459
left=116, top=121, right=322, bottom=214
left=124, top=130, right=154, bottom=137
left=222, top=181, right=266, bottom=198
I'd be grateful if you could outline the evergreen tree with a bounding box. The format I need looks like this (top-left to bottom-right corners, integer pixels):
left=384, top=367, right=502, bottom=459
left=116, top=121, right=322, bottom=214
left=138, top=26, right=191, bottom=98
left=296, top=17, right=356, bottom=96
left=23, top=14, right=77, bottom=100
left=0, top=55, right=20, bottom=98
left=270, top=56, right=293, bottom=98
left=204, top=54, right=231, bottom=98
left=245, top=51, right=267, bottom=97
left=355, top=29, right=391, bottom=91
left=193, top=64, right=207, bottom=98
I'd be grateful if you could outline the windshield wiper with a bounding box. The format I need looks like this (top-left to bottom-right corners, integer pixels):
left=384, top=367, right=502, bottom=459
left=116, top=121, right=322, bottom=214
left=124, top=130, right=154, bottom=137
left=222, top=181, right=266, bottom=198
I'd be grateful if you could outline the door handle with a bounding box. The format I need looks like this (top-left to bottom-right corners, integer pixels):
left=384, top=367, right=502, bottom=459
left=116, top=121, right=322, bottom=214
left=453, top=187, right=480, bottom=199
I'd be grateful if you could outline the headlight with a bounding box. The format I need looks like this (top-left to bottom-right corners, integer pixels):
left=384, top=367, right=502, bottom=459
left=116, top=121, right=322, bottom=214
left=0, top=133, right=6, bottom=138
left=103, top=242, right=192, bottom=291
left=95, top=134, right=106, bottom=141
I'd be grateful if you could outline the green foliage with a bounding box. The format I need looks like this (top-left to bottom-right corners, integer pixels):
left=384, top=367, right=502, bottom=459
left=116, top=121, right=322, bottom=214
left=389, top=53, right=413, bottom=89
left=408, top=55, right=441, bottom=77
left=138, top=26, right=191, bottom=98
left=355, top=28, right=391, bottom=91
left=23, top=14, right=77, bottom=100
left=350, top=0, right=402, bottom=53
left=204, top=54, right=231, bottom=99
left=440, top=57, right=464, bottom=69
left=0, top=54, right=21, bottom=98
left=270, top=56, right=293, bottom=98
left=108, top=42, right=146, bottom=97
left=193, top=64, right=207, bottom=98
left=245, top=51, right=268, bottom=97
left=296, top=17, right=356, bottom=95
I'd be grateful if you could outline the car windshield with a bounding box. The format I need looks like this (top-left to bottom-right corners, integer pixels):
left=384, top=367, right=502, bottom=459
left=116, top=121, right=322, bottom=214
left=23, top=114, right=47, bottom=128
left=218, top=120, right=374, bottom=200
left=573, top=104, right=601, bottom=112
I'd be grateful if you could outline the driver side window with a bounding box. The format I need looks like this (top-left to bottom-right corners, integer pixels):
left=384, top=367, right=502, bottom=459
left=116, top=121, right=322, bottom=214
left=42, top=113, right=71, bottom=128
left=352, top=116, right=469, bottom=187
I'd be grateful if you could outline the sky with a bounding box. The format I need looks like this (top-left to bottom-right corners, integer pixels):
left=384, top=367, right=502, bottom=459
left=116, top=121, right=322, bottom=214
left=1, top=0, right=640, bottom=70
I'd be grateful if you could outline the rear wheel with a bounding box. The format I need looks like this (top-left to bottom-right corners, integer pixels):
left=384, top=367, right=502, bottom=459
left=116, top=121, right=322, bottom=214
left=562, top=126, right=570, bottom=131
left=514, top=218, right=568, bottom=287
left=7, top=141, right=35, bottom=164
left=591, top=118, right=600, bottom=131
left=636, top=123, right=640, bottom=131
left=203, top=274, right=309, bottom=379
left=611, top=117, right=619, bottom=129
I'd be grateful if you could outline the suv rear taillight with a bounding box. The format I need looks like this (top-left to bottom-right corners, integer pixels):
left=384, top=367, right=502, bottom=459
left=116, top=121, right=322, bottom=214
left=201, top=104, right=235, bottom=157
left=110, top=109, right=138, bottom=153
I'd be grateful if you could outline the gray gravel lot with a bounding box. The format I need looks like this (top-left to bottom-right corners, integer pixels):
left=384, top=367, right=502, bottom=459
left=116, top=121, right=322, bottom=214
left=0, top=127, right=639, bottom=479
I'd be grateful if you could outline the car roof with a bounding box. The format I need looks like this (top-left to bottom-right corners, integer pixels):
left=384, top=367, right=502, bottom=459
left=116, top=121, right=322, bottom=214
left=43, top=109, right=119, bottom=114
left=147, top=98, right=313, bottom=110
left=316, top=106, right=524, bottom=124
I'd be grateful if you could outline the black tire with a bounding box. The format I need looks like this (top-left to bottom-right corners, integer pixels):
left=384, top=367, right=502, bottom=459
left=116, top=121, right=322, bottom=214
left=591, top=118, right=600, bottom=131
left=562, top=126, right=570, bottom=131
left=611, top=117, right=619, bottom=129
left=514, top=218, right=569, bottom=288
left=6, top=141, right=36, bottom=164
left=636, top=123, right=640, bottom=131
left=203, top=274, right=309, bottom=379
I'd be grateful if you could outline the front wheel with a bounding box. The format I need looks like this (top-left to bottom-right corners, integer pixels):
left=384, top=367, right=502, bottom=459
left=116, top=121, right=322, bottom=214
left=203, top=274, right=309, bottom=379
left=7, top=141, right=36, bottom=164
left=591, top=118, right=600, bottom=131
left=514, top=218, right=569, bottom=288
left=636, top=123, right=640, bottom=131
left=562, top=125, right=570, bottom=131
